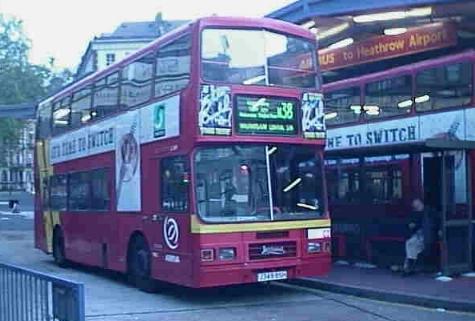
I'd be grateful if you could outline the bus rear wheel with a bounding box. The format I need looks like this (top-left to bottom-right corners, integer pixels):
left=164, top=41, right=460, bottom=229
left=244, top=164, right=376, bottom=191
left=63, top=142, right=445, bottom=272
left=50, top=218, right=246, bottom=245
left=52, top=228, right=68, bottom=268
left=128, top=235, right=156, bottom=292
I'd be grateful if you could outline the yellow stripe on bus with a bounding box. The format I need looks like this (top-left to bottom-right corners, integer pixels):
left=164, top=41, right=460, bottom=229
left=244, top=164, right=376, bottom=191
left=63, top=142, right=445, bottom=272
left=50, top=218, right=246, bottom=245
left=190, top=215, right=331, bottom=234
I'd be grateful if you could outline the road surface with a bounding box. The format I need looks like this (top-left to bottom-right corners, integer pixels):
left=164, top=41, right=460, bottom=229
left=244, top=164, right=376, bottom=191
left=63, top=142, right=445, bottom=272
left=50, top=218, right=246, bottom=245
left=0, top=217, right=473, bottom=321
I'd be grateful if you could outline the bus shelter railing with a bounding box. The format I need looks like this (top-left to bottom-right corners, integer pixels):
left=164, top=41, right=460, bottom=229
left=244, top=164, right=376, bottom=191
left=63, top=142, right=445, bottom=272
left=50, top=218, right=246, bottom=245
left=0, top=262, right=85, bottom=321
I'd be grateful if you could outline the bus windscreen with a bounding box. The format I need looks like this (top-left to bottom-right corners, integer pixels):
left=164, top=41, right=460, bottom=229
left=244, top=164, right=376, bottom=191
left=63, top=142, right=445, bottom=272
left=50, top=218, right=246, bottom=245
left=195, top=145, right=325, bottom=222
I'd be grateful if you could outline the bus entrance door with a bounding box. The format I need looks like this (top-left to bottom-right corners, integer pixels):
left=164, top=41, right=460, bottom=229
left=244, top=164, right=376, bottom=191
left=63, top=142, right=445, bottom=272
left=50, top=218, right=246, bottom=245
left=440, top=151, right=473, bottom=275
left=424, top=152, right=473, bottom=274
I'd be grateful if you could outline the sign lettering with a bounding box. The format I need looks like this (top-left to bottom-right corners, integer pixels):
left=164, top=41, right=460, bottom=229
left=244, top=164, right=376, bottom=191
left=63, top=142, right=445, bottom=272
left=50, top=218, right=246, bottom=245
left=235, top=96, right=298, bottom=136
left=318, top=23, right=457, bottom=71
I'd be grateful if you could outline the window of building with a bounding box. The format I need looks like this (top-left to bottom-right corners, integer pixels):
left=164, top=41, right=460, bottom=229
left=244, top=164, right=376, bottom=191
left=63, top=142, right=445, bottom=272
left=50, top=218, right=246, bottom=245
left=90, top=169, right=110, bottom=211
left=94, top=72, right=119, bottom=118
left=161, top=157, right=189, bottom=212
left=120, top=53, right=154, bottom=109
left=71, top=86, right=92, bottom=128
left=52, top=97, right=71, bottom=135
left=50, top=174, right=67, bottom=210
left=324, top=86, right=361, bottom=125
left=364, top=75, right=412, bottom=119
left=106, top=53, right=116, bottom=66
left=37, top=102, right=52, bottom=139
left=415, top=62, right=473, bottom=112
left=155, top=35, right=191, bottom=98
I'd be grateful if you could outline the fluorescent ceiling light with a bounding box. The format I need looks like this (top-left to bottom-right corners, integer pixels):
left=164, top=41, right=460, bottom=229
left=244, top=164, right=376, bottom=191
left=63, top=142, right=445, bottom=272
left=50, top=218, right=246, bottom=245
left=324, top=112, right=338, bottom=120
left=397, top=99, right=413, bottom=108
left=267, top=146, right=278, bottom=156
left=81, top=114, right=91, bottom=123
left=354, top=11, right=405, bottom=23
left=54, top=120, right=68, bottom=125
left=283, top=178, right=302, bottom=193
left=317, top=22, right=350, bottom=40
left=297, top=203, right=318, bottom=211
left=384, top=27, right=407, bottom=36
left=366, top=109, right=380, bottom=116
left=354, top=7, right=432, bottom=23
left=328, top=37, right=354, bottom=49
left=363, top=105, right=380, bottom=111
left=350, top=105, right=362, bottom=114
left=53, top=108, right=70, bottom=119
left=243, top=75, right=266, bottom=85
left=415, top=94, right=430, bottom=103
left=301, top=20, right=315, bottom=29
left=407, top=7, right=432, bottom=17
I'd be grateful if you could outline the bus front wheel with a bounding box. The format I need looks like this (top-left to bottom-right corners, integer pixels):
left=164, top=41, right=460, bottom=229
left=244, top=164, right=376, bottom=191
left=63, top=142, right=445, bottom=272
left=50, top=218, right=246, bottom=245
left=52, top=228, right=68, bottom=267
left=127, top=235, right=156, bottom=292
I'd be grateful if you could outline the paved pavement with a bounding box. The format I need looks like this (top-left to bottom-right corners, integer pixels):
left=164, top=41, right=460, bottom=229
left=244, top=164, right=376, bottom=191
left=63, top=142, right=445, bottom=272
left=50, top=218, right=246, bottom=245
left=0, top=211, right=34, bottom=231
left=1, top=221, right=475, bottom=320
left=296, top=263, right=475, bottom=313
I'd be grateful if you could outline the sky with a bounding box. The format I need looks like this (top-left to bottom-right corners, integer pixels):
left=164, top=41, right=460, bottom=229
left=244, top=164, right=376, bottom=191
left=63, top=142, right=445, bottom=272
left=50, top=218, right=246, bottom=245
left=0, top=0, right=295, bottom=71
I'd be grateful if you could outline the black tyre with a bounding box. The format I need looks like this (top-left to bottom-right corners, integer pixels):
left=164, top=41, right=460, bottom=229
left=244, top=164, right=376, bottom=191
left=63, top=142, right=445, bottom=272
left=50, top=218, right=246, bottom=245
left=52, top=228, right=68, bottom=267
left=128, top=235, right=156, bottom=292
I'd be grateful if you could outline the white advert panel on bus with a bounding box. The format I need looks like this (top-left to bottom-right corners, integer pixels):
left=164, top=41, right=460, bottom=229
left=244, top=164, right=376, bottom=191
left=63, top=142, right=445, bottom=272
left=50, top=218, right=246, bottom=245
left=49, top=95, right=180, bottom=164
left=326, top=109, right=475, bottom=151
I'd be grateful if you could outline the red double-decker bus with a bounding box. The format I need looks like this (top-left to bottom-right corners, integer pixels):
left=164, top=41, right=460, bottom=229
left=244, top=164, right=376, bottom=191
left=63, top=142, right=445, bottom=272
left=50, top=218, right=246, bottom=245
left=323, top=50, right=474, bottom=272
left=34, top=16, right=330, bottom=289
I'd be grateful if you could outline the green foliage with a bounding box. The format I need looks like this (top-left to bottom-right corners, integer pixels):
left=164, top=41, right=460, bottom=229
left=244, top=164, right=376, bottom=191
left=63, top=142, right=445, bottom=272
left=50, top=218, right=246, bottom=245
left=0, top=14, right=72, bottom=166
left=0, top=14, right=73, bottom=105
left=0, top=14, right=50, bottom=104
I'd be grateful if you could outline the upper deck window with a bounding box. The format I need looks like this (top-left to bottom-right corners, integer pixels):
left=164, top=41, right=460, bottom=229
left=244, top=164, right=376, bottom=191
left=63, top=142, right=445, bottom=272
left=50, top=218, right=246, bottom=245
left=53, top=97, right=71, bottom=135
left=121, top=53, right=154, bottom=109
left=415, top=62, right=473, bottom=112
left=94, top=73, right=119, bottom=118
left=71, top=86, right=92, bottom=128
left=201, top=29, right=317, bottom=89
left=37, top=102, right=52, bottom=139
left=155, top=35, right=191, bottom=98
left=324, top=86, right=361, bottom=126
left=364, top=75, right=412, bottom=119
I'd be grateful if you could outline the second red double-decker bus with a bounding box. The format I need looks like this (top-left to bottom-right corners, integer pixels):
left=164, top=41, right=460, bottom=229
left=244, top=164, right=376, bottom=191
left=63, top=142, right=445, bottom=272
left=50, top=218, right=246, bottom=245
left=34, top=16, right=330, bottom=289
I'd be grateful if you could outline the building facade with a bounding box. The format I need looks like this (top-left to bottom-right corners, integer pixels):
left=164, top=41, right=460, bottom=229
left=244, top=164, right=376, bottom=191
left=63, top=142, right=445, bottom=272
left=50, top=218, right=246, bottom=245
left=0, top=119, right=35, bottom=193
left=75, top=13, right=187, bottom=79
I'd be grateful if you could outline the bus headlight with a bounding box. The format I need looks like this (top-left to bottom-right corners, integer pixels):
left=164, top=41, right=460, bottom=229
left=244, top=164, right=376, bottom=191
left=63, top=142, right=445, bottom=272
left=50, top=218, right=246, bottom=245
left=307, top=242, right=321, bottom=253
left=218, top=248, right=236, bottom=261
left=200, top=249, right=214, bottom=262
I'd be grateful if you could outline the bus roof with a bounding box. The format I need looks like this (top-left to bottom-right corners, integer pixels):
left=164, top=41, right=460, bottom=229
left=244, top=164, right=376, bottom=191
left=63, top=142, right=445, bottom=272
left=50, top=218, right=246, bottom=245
left=39, top=16, right=315, bottom=107
left=323, top=49, right=475, bottom=92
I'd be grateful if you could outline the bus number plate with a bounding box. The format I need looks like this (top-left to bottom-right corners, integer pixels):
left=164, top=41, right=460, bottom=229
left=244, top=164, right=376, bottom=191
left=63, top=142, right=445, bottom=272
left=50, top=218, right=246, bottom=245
left=257, top=271, right=287, bottom=282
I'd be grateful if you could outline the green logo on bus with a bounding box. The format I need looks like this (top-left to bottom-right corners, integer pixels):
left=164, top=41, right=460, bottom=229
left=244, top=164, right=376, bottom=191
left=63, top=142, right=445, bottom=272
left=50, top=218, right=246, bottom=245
left=154, top=104, right=165, bottom=138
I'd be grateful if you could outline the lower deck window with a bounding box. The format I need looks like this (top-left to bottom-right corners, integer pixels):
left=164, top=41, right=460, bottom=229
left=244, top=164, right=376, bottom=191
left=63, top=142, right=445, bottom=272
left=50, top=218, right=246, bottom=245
left=327, top=159, right=403, bottom=205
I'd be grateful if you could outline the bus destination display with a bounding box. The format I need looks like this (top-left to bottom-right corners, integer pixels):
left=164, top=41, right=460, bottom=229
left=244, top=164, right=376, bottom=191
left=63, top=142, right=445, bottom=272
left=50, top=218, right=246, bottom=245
left=235, top=96, right=298, bottom=135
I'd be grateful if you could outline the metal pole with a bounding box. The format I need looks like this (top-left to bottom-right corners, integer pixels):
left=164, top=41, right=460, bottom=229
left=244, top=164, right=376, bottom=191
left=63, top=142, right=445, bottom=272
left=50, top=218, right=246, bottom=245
left=466, top=151, right=473, bottom=270
left=265, top=145, right=274, bottom=221
left=441, top=152, right=448, bottom=275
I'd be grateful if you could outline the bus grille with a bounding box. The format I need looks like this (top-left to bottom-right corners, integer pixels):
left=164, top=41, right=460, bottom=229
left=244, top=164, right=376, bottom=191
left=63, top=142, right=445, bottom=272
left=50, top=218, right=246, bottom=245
left=248, top=241, right=297, bottom=260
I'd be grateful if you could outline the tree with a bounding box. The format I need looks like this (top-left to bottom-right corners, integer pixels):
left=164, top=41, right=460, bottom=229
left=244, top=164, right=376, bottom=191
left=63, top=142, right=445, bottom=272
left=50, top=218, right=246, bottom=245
left=0, top=15, right=51, bottom=104
left=0, top=14, right=72, bottom=168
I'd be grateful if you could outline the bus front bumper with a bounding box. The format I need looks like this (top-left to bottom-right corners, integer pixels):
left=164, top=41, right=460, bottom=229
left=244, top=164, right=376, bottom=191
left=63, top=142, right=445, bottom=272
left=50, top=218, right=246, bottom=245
left=193, top=256, right=331, bottom=288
